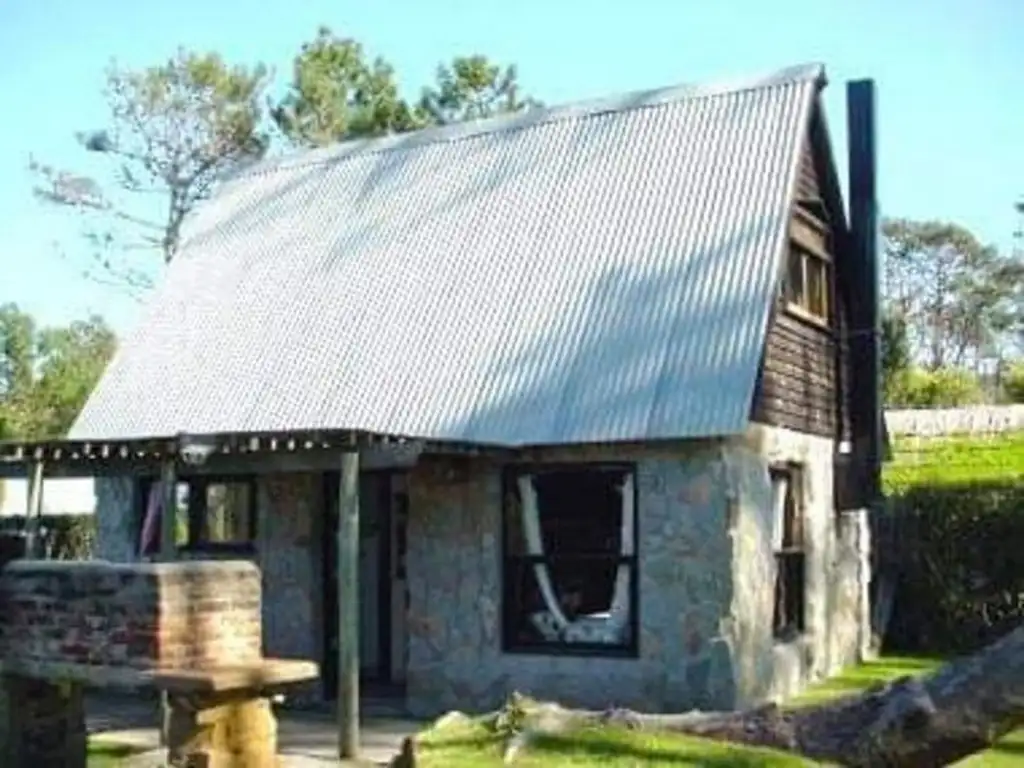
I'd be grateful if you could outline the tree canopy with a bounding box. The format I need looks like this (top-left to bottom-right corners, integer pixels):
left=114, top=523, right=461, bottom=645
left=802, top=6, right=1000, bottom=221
left=31, top=50, right=271, bottom=293
left=32, top=30, right=538, bottom=289
left=271, top=27, right=539, bottom=147
left=883, top=218, right=1022, bottom=371
left=881, top=217, right=1024, bottom=406
left=0, top=305, right=116, bottom=441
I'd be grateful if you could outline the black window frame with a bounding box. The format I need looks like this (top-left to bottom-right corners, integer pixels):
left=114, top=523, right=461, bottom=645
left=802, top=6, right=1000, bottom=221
left=500, top=462, right=640, bottom=658
left=771, top=464, right=807, bottom=641
left=136, top=474, right=258, bottom=556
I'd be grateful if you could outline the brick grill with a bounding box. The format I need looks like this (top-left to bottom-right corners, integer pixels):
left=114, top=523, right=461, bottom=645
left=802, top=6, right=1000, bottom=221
left=0, top=560, right=261, bottom=670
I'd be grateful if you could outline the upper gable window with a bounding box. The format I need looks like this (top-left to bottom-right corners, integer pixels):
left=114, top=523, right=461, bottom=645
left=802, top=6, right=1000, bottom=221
left=785, top=244, right=830, bottom=326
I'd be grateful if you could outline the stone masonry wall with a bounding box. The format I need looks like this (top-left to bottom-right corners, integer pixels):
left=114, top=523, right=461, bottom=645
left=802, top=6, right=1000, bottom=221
left=722, top=423, right=869, bottom=705
left=0, top=560, right=262, bottom=673
left=405, top=441, right=737, bottom=718
left=94, top=477, right=136, bottom=562
left=257, top=474, right=324, bottom=704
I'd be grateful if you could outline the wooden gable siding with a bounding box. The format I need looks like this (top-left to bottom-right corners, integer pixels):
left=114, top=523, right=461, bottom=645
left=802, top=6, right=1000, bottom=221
left=750, top=111, right=858, bottom=443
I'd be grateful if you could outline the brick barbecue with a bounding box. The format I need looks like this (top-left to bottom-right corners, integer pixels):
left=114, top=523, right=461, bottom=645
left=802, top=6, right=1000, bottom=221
left=0, top=559, right=262, bottom=671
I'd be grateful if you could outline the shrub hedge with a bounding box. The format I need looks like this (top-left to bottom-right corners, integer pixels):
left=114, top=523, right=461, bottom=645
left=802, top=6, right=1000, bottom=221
left=0, top=513, right=96, bottom=560
left=880, top=433, right=1024, bottom=654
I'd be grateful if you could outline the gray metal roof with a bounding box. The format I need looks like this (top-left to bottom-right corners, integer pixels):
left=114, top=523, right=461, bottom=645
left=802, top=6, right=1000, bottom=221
left=70, top=63, right=825, bottom=447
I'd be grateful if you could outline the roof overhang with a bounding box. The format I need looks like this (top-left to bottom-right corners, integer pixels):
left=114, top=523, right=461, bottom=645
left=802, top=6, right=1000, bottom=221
left=0, top=429, right=516, bottom=479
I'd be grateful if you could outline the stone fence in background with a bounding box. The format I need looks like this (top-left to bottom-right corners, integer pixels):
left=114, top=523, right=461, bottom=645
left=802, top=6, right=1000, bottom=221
left=0, top=540, right=317, bottom=767
left=885, top=404, right=1024, bottom=437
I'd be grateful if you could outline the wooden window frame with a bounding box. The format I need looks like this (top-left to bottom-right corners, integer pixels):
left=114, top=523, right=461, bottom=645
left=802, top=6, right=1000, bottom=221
left=137, top=474, right=258, bottom=556
left=784, top=210, right=833, bottom=328
left=500, top=463, right=640, bottom=658
left=785, top=245, right=832, bottom=329
left=771, top=465, right=807, bottom=641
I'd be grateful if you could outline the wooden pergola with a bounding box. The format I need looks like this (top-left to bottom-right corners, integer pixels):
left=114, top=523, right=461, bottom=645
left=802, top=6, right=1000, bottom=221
left=0, top=427, right=511, bottom=759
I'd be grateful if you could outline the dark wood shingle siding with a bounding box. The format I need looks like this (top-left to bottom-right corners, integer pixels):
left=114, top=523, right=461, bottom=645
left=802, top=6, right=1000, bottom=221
left=794, top=141, right=821, bottom=206
left=751, top=122, right=858, bottom=443
left=753, top=310, right=838, bottom=437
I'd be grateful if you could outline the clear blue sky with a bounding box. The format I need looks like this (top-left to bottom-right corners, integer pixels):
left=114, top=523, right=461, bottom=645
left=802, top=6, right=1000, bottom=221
left=1, top=0, right=1021, bottom=334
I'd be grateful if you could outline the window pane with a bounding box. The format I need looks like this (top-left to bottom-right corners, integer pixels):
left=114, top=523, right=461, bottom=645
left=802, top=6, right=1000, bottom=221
left=503, top=468, right=635, bottom=651
left=205, top=482, right=254, bottom=543
left=806, top=258, right=828, bottom=320
left=505, top=556, right=634, bottom=647
left=769, top=472, right=787, bottom=551
left=773, top=552, right=806, bottom=638
left=786, top=248, right=806, bottom=307
left=174, top=482, right=189, bottom=546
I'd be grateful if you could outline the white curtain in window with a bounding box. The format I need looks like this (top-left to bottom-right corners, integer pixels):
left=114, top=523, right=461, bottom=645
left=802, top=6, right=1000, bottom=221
left=608, top=473, right=635, bottom=623
left=517, top=475, right=571, bottom=635
left=519, top=472, right=635, bottom=645
left=770, top=473, right=788, bottom=551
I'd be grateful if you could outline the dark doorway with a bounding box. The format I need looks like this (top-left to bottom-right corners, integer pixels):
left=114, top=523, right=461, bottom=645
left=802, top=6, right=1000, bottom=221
left=322, top=470, right=405, bottom=700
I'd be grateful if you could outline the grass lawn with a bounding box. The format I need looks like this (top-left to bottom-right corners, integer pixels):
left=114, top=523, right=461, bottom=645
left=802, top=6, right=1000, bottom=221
left=417, top=656, right=1024, bottom=766
left=791, top=655, right=1024, bottom=767
left=416, top=716, right=818, bottom=767
left=85, top=656, right=1023, bottom=766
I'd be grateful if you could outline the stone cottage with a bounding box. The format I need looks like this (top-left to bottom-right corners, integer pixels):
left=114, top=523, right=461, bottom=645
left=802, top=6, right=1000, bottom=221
left=0, top=62, right=880, bottom=717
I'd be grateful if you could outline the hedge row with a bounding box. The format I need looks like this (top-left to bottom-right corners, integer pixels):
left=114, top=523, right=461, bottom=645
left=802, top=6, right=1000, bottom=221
left=0, top=514, right=96, bottom=560
left=879, top=433, right=1024, bottom=654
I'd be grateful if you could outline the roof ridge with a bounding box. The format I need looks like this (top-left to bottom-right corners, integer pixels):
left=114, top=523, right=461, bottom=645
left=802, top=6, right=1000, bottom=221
left=232, top=61, right=825, bottom=183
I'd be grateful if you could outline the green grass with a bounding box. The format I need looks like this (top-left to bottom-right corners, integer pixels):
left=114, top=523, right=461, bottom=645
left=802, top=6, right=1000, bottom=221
left=792, top=656, right=1024, bottom=767
left=416, top=716, right=818, bottom=767
left=417, top=655, right=1024, bottom=766
left=884, top=432, right=1024, bottom=490
left=87, top=740, right=143, bottom=767
left=788, top=654, right=943, bottom=706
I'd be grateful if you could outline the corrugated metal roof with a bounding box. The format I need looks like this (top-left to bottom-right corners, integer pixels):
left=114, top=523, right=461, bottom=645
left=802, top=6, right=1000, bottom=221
left=70, top=63, right=825, bottom=447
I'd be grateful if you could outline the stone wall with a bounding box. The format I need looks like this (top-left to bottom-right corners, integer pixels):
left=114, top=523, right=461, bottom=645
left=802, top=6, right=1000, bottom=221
left=404, top=442, right=737, bottom=718
left=722, top=423, right=870, bottom=704
left=0, top=560, right=262, bottom=673
left=94, top=476, right=136, bottom=562
left=257, top=474, right=324, bottom=703
left=406, top=430, right=870, bottom=717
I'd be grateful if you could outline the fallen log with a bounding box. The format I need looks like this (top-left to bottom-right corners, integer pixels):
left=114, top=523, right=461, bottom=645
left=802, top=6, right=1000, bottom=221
left=480, top=622, right=1024, bottom=767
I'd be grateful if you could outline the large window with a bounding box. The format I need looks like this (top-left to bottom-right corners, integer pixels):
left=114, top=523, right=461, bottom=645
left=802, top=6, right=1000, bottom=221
left=785, top=244, right=831, bottom=325
left=502, top=465, right=638, bottom=655
left=138, top=476, right=257, bottom=556
left=771, top=466, right=806, bottom=640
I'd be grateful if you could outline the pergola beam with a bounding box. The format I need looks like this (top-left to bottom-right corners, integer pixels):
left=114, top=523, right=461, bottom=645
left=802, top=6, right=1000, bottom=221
left=0, top=429, right=513, bottom=478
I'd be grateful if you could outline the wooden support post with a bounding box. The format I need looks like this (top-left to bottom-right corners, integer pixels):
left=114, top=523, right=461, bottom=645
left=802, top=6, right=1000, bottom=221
left=24, top=460, right=44, bottom=558
left=159, top=458, right=178, bottom=561
left=337, top=450, right=360, bottom=759
left=157, top=457, right=178, bottom=749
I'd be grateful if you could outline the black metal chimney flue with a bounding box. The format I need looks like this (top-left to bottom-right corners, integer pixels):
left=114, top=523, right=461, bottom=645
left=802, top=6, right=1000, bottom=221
left=846, top=79, right=882, bottom=502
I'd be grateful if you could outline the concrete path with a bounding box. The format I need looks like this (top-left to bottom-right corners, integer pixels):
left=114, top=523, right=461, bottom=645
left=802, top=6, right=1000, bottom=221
left=87, top=692, right=424, bottom=766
